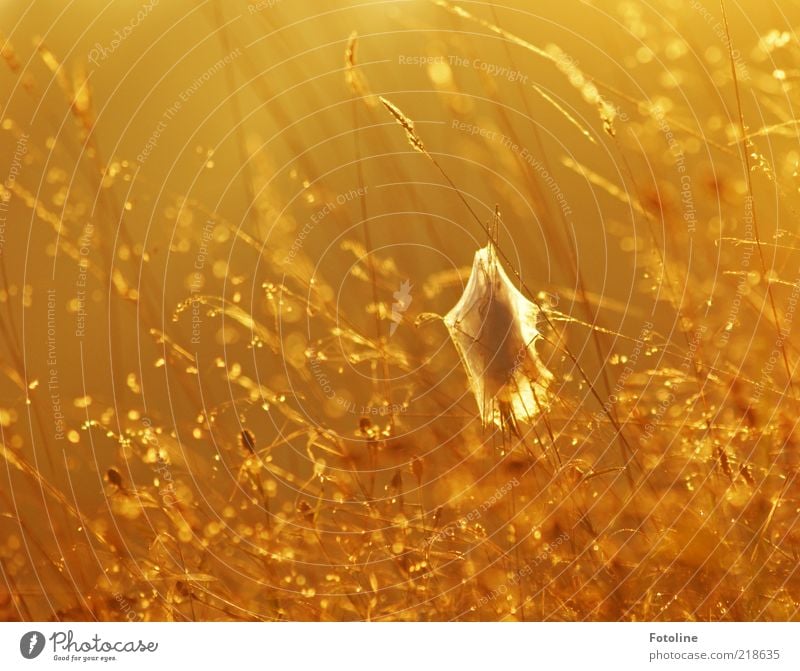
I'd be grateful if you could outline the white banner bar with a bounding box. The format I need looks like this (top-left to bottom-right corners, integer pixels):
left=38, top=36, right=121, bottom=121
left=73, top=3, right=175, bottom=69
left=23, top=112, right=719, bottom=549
left=0, top=622, right=798, bottom=670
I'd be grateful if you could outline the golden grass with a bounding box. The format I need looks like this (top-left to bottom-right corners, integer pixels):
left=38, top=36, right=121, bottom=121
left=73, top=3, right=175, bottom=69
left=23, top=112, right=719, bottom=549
left=0, top=0, right=798, bottom=622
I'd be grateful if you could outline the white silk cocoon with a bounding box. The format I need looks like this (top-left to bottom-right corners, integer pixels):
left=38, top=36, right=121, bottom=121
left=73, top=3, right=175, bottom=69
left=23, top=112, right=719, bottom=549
left=444, top=244, right=552, bottom=430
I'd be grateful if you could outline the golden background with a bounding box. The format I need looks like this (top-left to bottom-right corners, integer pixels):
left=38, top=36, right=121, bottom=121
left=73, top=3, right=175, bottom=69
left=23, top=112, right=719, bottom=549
left=0, top=0, right=798, bottom=621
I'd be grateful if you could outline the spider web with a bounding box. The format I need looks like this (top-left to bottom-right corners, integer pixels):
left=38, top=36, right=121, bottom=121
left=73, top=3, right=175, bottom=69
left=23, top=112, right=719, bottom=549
left=444, top=243, right=553, bottom=434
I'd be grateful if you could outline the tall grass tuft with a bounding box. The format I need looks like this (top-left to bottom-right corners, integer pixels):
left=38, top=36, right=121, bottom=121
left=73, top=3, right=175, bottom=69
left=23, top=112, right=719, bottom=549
left=0, top=0, right=797, bottom=622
